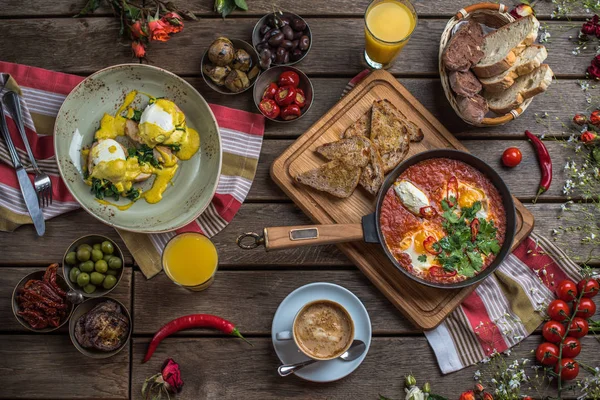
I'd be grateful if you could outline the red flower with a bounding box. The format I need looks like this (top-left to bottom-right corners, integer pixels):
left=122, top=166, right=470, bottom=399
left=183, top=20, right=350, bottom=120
left=459, top=391, right=476, bottom=400
left=148, top=18, right=170, bottom=42
left=588, top=63, right=600, bottom=80
left=161, top=12, right=184, bottom=34
left=161, top=358, right=184, bottom=393
left=131, top=41, right=146, bottom=58
left=482, top=393, right=494, bottom=400
left=130, top=20, right=147, bottom=39
left=581, top=131, right=598, bottom=143
left=582, top=21, right=596, bottom=35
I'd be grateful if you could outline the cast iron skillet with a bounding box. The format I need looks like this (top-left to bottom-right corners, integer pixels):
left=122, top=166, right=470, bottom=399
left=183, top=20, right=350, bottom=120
left=238, top=149, right=516, bottom=289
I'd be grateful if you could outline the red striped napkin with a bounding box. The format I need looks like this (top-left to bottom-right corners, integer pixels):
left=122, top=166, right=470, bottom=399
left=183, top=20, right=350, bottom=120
left=343, top=70, right=582, bottom=373
left=0, top=61, right=264, bottom=278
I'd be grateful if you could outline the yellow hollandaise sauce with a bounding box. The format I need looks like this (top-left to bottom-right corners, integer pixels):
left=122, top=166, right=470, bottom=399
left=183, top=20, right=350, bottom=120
left=143, top=164, right=178, bottom=204
left=162, top=233, right=219, bottom=289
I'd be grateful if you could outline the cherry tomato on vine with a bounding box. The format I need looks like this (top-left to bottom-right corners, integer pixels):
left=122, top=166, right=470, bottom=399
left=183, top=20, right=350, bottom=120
left=577, top=277, right=600, bottom=298
left=542, top=320, right=566, bottom=343
left=575, top=297, right=597, bottom=319
left=547, top=299, right=570, bottom=322
left=535, top=342, right=559, bottom=366
left=554, top=358, right=580, bottom=381
left=501, top=147, right=523, bottom=167
left=561, top=337, right=581, bottom=358
left=568, top=317, right=589, bottom=338
left=556, top=280, right=578, bottom=302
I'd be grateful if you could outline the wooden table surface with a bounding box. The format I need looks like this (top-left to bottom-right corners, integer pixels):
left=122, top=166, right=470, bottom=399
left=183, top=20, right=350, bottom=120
left=1, top=1, right=599, bottom=399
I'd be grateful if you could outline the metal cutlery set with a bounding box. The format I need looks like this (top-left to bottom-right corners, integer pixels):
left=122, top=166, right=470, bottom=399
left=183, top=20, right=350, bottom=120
left=0, top=88, right=51, bottom=236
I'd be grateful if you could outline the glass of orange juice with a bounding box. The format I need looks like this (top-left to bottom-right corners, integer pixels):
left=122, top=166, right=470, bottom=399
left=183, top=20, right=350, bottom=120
left=364, top=0, right=418, bottom=69
left=162, top=232, right=219, bottom=291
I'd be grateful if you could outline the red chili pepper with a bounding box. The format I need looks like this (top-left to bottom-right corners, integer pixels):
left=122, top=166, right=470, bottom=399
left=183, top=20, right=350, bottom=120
left=143, top=314, right=251, bottom=363
left=262, top=82, right=278, bottom=100
left=419, top=206, right=437, bottom=218
left=423, top=236, right=441, bottom=255
left=294, top=88, right=306, bottom=108
left=275, top=85, right=296, bottom=107
left=258, top=99, right=280, bottom=119
left=278, top=71, right=300, bottom=88
left=447, top=176, right=458, bottom=207
left=525, top=130, right=552, bottom=203
left=470, top=218, right=480, bottom=242
left=281, top=104, right=302, bottom=121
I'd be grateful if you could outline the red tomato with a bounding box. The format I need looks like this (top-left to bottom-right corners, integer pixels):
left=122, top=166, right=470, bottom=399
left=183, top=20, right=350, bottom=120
left=568, top=317, right=589, bottom=338
left=547, top=299, right=570, bottom=322
left=502, top=147, right=523, bottom=167
left=535, top=342, right=559, bottom=366
left=556, top=280, right=578, bottom=302
left=575, top=297, right=597, bottom=319
left=542, top=320, right=566, bottom=343
left=577, top=277, right=600, bottom=298
left=562, top=337, right=581, bottom=358
left=554, top=358, right=579, bottom=381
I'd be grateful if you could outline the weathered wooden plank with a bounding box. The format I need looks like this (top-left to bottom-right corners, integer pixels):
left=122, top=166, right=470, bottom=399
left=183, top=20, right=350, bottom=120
left=0, top=0, right=588, bottom=19
left=249, top=139, right=578, bottom=201
left=182, top=77, right=584, bottom=139
left=0, top=335, right=129, bottom=399
left=1, top=267, right=132, bottom=332
left=131, top=336, right=600, bottom=399
left=133, top=270, right=411, bottom=335
left=0, top=202, right=595, bottom=266
left=0, top=18, right=587, bottom=77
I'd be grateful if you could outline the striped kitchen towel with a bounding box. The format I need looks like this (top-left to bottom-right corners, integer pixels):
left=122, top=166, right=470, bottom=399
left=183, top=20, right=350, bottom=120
left=0, top=61, right=264, bottom=278
left=340, top=71, right=583, bottom=374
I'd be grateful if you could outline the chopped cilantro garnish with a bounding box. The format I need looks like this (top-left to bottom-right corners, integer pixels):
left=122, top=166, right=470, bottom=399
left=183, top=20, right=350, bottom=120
left=417, top=254, right=427, bottom=263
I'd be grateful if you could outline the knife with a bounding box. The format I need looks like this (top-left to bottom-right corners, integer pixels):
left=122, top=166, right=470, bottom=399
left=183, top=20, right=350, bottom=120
left=0, top=103, right=45, bottom=236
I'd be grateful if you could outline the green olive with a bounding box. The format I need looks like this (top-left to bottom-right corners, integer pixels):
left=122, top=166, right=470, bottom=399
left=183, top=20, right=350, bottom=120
left=106, top=269, right=118, bottom=276
left=93, top=243, right=102, bottom=251
left=65, top=251, right=78, bottom=265
left=91, top=249, right=103, bottom=262
left=90, top=272, right=105, bottom=285
left=103, top=254, right=114, bottom=262
left=83, top=284, right=97, bottom=294
left=101, top=241, right=114, bottom=255
left=95, top=260, right=108, bottom=273
left=69, top=267, right=81, bottom=283
left=108, top=256, right=123, bottom=270
left=76, top=248, right=91, bottom=262
left=77, top=243, right=92, bottom=252
left=103, top=275, right=117, bottom=290
left=80, top=260, right=94, bottom=273
left=77, top=272, right=90, bottom=287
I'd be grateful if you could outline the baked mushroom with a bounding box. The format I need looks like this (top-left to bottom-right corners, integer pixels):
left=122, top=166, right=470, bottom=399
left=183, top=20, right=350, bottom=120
left=203, top=63, right=231, bottom=86
left=224, top=69, right=250, bottom=93
left=208, top=37, right=235, bottom=67
left=231, top=48, right=252, bottom=72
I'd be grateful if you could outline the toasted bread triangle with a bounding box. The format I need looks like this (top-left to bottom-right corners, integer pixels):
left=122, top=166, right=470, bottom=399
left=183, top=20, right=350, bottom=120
left=370, top=100, right=410, bottom=173
left=316, top=136, right=371, bottom=168
left=295, top=159, right=361, bottom=198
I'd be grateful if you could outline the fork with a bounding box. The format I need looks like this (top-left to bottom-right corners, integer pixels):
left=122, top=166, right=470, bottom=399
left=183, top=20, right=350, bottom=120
left=3, top=91, right=53, bottom=207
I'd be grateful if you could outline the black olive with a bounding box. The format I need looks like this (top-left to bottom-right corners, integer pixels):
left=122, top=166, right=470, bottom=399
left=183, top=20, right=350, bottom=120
left=282, top=25, right=294, bottom=41
left=263, top=28, right=280, bottom=42
left=259, top=24, right=270, bottom=36
left=291, top=18, right=307, bottom=32
left=279, top=16, right=291, bottom=27
left=271, top=51, right=276, bottom=61
left=268, top=32, right=285, bottom=47
left=256, top=41, right=269, bottom=53
left=290, top=48, right=303, bottom=62
left=281, top=40, right=294, bottom=50
left=259, top=48, right=272, bottom=69
left=293, top=30, right=304, bottom=40
left=291, top=39, right=299, bottom=49
left=299, top=35, right=310, bottom=51
left=266, top=14, right=277, bottom=27
left=274, top=47, right=288, bottom=64
left=283, top=51, right=290, bottom=64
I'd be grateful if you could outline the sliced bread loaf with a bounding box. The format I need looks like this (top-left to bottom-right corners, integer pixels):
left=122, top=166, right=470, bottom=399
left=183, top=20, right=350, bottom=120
left=479, top=45, right=547, bottom=93
left=484, top=64, right=553, bottom=114
left=442, top=20, right=485, bottom=72
left=472, top=15, right=540, bottom=78
left=449, top=70, right=482, bottom=97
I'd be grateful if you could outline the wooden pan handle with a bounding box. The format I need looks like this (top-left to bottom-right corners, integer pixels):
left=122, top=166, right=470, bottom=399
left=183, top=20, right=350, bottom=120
left=456, top=3, right=507, bottom=19
left=237, top=224, right=364, bottom=251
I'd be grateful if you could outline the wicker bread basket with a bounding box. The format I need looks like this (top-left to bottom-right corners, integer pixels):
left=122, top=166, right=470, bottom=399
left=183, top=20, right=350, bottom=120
left=439, top=2, right=534, bottom=127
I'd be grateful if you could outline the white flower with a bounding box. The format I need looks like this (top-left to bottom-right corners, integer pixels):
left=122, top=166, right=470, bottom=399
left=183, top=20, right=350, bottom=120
left=405, top=386, right=424, bottom=400
left=474, top=370, right=481, bottom=380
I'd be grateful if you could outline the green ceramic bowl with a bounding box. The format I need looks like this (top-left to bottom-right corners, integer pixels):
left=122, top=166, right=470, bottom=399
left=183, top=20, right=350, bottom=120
left=54, top=64, right=222, bottom=233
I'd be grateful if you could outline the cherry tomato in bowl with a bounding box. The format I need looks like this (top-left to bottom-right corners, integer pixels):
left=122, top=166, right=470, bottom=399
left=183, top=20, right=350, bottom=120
left=502, top=147, right=523, bottom=167
left=535, top=342, right=559, bottom=366
left=548, top=299, right=570, bottom=322
left=561, top=337, right=581, bottom=358
left=556, top=280, right=578, bottom=302
left=577, top=277, right=600, bottom=298
left=542, top=320, right=565, bottom=343
left=554, top=358, right=579, bottom=381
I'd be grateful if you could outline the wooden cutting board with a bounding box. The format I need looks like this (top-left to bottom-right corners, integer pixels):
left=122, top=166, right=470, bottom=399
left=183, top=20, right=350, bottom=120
left=270, top=69, right=534, bottom=330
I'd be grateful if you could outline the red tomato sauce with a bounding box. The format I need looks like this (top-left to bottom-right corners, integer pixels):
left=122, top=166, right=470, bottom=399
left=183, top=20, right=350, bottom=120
left=379, top=158, right=507, bottom=284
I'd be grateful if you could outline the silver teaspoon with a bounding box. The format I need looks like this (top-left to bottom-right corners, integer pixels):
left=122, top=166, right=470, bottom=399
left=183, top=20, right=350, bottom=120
left=278, top=339, right=366, bottom=377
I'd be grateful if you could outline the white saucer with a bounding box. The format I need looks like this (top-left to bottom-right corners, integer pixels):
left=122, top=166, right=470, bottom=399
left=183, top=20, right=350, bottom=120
left=271, top=282, right=372, bottom=382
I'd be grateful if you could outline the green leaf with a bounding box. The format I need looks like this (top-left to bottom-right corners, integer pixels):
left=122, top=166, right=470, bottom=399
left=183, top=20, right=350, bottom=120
left=592, top=146, right=600, bottom=164
left=417, top=254, right=427, bottom=263
left=220, top=0, right=236, bottom=17
left=378, top=396, right=394, bottom=400
left=467, top=251, right=483, bottom=271
left=234, top=0, right=248, bottom=10
left=128, top=109, right=143, bottom=122
left=129, top=145, right=161, bottom=169
left=74, top=0, right=101, bottom=17
left=428, top=395, right=449, bottom=400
